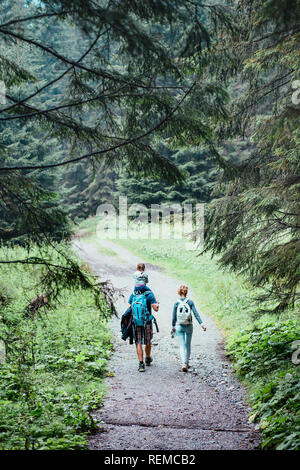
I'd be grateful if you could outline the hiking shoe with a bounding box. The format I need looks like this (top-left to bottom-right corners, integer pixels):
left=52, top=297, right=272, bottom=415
left=138, top=362, right=145, bottom=372
left=145, top=356, right=153, bottom=366
left=182, top=365, right=188, bottom=372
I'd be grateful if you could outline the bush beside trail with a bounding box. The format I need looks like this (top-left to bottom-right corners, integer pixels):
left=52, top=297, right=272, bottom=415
left=227, top=321, right=300, bottom=450
left=0, top=244, right=112, bottom=450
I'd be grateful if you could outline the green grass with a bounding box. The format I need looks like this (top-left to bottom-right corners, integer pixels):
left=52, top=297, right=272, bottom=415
left=0, top=244, right=113, bottom=450
left=75, top=216, right=99, bottom=233
left=83, top=233, right=121, bottom=259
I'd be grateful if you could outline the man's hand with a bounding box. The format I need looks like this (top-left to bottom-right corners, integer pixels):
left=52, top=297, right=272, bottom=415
left=201, top=325, right=207, bottom=332
left=152, top=303, right=159, bottom=312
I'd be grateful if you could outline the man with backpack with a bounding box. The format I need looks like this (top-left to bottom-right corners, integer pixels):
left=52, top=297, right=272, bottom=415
left=128, top=286, right=159, bottom=372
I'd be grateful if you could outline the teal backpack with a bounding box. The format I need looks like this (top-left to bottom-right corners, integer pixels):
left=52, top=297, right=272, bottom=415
left=131, top=292, right=153, bottom=328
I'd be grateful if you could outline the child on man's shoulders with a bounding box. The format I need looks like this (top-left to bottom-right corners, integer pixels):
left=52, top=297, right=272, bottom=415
left=133, top=263, right=152, bottom=294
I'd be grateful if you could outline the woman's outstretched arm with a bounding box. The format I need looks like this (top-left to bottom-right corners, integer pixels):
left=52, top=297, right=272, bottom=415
left=190, top=300, right=206, bottom=330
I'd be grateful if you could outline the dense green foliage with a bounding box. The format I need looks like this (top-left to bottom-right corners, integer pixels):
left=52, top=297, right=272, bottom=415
left=116, top=140, right=251, bottom=207
left=0, top=0, right=71, bottom=244
left=228, top=321, right=300, bottom=450
left=116, top=145, right=217, bottom=206
left=0, top=244, right=112, bottom=450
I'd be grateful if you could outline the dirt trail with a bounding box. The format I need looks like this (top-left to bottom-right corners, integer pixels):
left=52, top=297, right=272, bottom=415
left=73, top=238, right=261, bottom=450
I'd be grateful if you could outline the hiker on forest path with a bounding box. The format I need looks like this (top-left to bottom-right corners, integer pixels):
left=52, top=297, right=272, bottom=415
left=128, top=267, right=159, bottom=372
left=172, top=285, right=206, bottom=372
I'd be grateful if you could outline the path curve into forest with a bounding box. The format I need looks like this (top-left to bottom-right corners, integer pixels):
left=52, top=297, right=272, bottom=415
left=73, top=237, right=261, bottom=450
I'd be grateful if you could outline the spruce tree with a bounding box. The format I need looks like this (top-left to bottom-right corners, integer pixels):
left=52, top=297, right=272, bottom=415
left=203, top=0, right=300, bottom=312
left=116, top=144, right=219, bottom=207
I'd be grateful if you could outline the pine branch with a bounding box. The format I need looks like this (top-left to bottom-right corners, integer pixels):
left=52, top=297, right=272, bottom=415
left=0, top=82, right=196, bottom=172
left=1, top=85, right=131, bottom=121
left=0, top=28, right=111, bottom=115
left=0, top=27, right=120, bottom=83
left=0, top=11, right=68, bottom=29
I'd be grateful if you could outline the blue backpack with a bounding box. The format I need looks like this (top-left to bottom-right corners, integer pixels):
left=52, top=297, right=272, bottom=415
left=131, top=292, right=153, bottom=327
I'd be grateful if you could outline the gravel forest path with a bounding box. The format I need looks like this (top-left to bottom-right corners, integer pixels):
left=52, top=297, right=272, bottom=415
left=73, top=238, right=261, bottom=450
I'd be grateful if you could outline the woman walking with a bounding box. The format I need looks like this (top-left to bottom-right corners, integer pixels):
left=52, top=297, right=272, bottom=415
left=172, top=285, right=206, bottom=372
